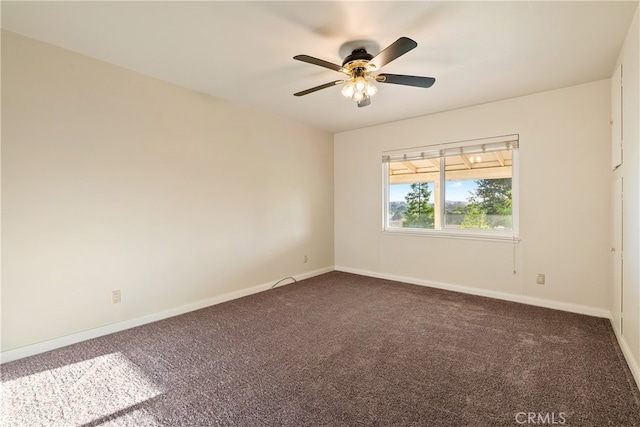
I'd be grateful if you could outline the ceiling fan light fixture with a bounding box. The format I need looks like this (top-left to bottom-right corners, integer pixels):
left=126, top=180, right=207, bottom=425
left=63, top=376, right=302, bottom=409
left=365, top=79, right=378, bottom=96
left=342, top=75, right=377, bottom=102
left=341, top=81, right=356, bottom=98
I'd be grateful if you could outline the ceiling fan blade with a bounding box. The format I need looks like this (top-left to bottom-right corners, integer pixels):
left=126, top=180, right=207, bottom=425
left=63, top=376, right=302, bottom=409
left=294, top=80, right=344, bottom=97
left=357, top=97, right=371, bottom=108
left=294, top=55, right=347, bottom=73
left=367, top=37, right=417, bottom=71
left=376, top=74, right=436, bottom=88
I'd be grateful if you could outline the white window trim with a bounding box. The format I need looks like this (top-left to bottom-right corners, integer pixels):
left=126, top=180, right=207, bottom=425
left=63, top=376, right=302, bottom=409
left=382, top=135, right=520, bottom=242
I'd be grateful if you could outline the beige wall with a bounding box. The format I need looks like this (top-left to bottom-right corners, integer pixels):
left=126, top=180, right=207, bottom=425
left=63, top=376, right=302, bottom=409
left=335, top=80, right=611, bottom=313
left=1, top=31, right=335, bottom=352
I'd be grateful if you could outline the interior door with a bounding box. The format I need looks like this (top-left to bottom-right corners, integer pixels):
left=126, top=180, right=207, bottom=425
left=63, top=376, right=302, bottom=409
left=612, top=176, right=623, bottom=333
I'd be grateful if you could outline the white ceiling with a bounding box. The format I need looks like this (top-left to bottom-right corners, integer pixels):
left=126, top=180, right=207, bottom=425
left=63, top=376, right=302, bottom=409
left=2, top=1, right=637, bottom=133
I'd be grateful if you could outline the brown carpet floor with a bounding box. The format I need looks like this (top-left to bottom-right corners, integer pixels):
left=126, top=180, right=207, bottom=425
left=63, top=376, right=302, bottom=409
left=2, top=271, right=640, bottom=426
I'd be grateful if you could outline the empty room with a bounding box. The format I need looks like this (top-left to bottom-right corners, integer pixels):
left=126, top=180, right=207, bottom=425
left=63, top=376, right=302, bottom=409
left=2, top=1, right=640, bottom=425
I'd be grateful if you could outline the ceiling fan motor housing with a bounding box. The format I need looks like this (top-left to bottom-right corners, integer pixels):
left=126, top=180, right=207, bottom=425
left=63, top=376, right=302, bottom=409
left=342, top=48, right=374, bottom=67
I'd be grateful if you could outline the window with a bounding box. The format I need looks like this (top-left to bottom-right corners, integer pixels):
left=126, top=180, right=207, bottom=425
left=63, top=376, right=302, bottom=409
left=383, top=135, right=519, bottom=240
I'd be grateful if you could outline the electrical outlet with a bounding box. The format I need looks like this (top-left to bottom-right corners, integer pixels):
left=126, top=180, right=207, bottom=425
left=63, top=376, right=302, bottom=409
left=303, top=255, right=308, bottom=263
left=536, top=274, right=546, bottom=285
left=111, top=290, right=121, bottom=304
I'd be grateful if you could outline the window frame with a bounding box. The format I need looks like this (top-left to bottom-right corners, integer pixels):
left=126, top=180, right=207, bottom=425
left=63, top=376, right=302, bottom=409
left=382, top=135, right=520, bottom=242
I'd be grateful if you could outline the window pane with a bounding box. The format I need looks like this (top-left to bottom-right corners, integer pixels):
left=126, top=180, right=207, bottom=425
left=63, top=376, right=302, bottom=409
left=388, top=182, right=435, bottom=229
left=444, top=150, right=512, bottom=231
left=444, top=180, right=477, bottom=229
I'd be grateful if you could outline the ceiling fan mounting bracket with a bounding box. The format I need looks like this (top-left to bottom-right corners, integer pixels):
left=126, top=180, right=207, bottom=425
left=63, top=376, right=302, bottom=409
left=338, top=39, right=380, bottom=61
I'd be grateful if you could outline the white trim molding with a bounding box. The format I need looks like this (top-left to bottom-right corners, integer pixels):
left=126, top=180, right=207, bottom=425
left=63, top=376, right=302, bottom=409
left=335, top=265, right=611, bottom=319
left=609, top=315, right=640, bottom=390
left=0, top=266, right=335, bottom=364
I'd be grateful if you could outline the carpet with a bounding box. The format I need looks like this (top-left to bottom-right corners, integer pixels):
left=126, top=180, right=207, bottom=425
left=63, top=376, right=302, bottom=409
left=2, top=271, right=639, bottom=426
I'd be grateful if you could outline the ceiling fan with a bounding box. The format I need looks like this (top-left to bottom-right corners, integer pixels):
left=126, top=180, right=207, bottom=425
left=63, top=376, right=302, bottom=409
left=293, top=37, right=435, bottom=107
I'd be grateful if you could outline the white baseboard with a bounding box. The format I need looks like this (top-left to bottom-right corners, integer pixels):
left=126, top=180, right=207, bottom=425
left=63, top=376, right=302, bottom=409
left=0, top=266, right=334, bottom=364
left=335, top=266, right=611, bottom=319
left=609, top=316, right=640, bottom=391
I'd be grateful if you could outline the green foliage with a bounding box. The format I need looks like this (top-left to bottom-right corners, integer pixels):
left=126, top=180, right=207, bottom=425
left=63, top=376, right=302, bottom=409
left=389, top=201, right=407, bottom=215
left=459, top=203, right=491, bottom=229
left=402, top=183, right=434, bottom=229
left=388, top=201, right=407, bottom=222
left=444, top=201, right=469, bottom=226
left=470, top=178, right=512, bottom=215
left=445, top=201, right=469, bottom=214
left=467, top=178, right=512, bottom=228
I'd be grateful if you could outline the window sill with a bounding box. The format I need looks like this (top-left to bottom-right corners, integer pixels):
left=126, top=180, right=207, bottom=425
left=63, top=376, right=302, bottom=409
left=382, top=228, right=521, bottom=243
